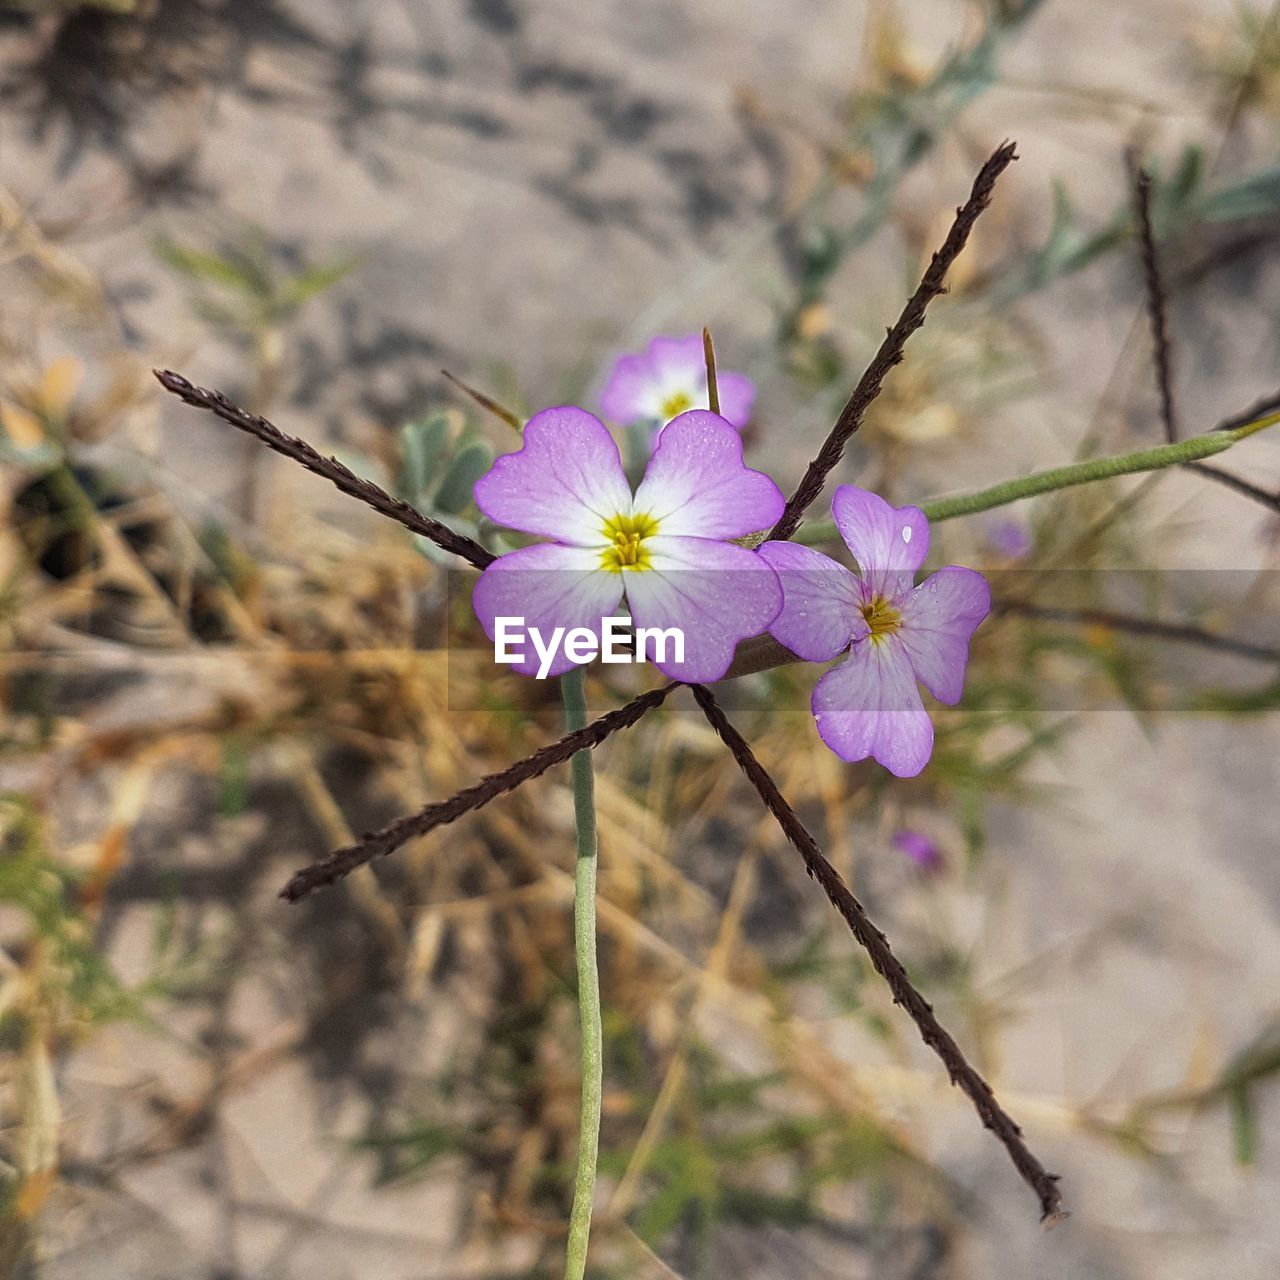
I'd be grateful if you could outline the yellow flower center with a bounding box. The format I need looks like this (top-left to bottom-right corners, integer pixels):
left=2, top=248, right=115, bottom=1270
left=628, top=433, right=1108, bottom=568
left=660, top=390, right=693, bottom=419
left=861, top=595, right=902, bottom=643
left=600, top=512, right=659, bottom=572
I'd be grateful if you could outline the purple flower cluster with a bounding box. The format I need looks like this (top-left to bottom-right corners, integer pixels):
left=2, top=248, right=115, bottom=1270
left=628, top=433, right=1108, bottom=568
left=472, top=349, right=990, bottom=776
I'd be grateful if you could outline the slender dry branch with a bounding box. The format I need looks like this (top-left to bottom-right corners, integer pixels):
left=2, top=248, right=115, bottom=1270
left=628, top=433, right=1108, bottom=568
left=281, top=584, right=1277, bottom=898
left=1213, top=387, right=1280, bottom=433
left=730, top=598, right=1280, bottom=673
left=1129, top=160, right=1180, bottom=443
left=1125, top=164, right=1280, bottom=517
left=442, top=368, right=523, bottom=431
left=1184, top=462, right=1280, bottom=514
left=999, top=600, right=1280, bottom=663
left=280, top=684, right=677, bottom=901
left=153, top=370, right=495, bottom=570
left=768, top=141, right=1018, bottom=541
left=702, top=327, right=720, bottom=415
left=687, top=683, right=1065, bottom=1224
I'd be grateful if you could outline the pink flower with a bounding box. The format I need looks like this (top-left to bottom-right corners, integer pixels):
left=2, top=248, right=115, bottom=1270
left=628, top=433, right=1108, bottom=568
left=987, top=517, right=1031, bottom=561
left=891, top=829, right=943, bottom=871
left=600, top=333, right=756, bottom=431
left=759, top=487, right=990, bottom=777
left=472, top=406, right=784, bottom=683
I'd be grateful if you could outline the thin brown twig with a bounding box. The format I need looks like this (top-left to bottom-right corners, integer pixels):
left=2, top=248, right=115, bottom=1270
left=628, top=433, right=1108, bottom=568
left=702, top=327, right=720, bottom=415
left=442, top=368, right=523, bottom=431
left=687, top=683, right=1065, bottom=1224
left=280, top=581, right=1279, bottom=898
left=1128, top=158, right=1180, bottom=444
left=768, top=140, right=1018, bottom=541
left=154, top=371, right=495, bottom=570
left=998, top=600, right=1280, bottom=664
left=280, top=684, right=677, bottom=900
left=1183, top=462, right=1280, bottom=515
left=1125, top=161, right=1280, bottom=516
left=1212, top=386, right=1280, bottom=432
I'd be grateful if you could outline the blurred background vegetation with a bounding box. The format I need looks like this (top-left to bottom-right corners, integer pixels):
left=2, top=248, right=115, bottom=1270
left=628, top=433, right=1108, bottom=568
left=2, top=1, right=1280, bottom=1277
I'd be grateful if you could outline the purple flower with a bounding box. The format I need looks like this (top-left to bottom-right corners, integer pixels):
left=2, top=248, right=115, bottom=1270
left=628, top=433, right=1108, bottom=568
left=987, top=517, right=1031, bottom=561
left=600, top=333, right=756, bottom=431
left=759, top=486, right=990, bottom=777
left=891, top=829, right=943, bottom=871
left=472, top=406, right=784, bottom=683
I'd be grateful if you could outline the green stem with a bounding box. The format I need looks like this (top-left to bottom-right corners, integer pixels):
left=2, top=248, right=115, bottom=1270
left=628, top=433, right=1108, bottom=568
left=792, top=416, right=1278, bottom=545
left=560, top=667, right=601, bottom=1280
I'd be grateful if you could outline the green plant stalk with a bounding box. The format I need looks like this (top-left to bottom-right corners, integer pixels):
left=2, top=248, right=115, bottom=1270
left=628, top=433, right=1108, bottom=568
left=560, top=667, right=602, bottom=1280
left=792, top=415, right=1279, bottom=544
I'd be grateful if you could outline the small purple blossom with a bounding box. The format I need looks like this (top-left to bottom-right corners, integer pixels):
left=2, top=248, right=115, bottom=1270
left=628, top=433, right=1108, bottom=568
left=472, top=406, right=783, bottom=683
left=759, top=486, right=990, bottom=777
left=891, top=829, right=943, bottom=871
left=987, top=517, right=1031, bottom=561
left=600, top=333, right=756, bottom=431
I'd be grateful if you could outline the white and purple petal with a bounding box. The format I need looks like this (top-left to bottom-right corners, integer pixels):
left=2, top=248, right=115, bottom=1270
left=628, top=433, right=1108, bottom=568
left=896, top=566, right=990, bottom=704
left=647, top=333, right=707, bottom=391
left=757, top=540, right=867, bottom=662
left=600, top=352, right=661, bottom=425
left=599, top=334, right=702, bottom=424
left=811, top=637, right=934, bottom=778
left=714, top=370, right=756, bottom=430
left=623, top=536, right=782, bottom=683
left=831, top=485, right=929, bottom=601
left=473, top=406, right=629, bottom=545
left=472, top=543, right=624, bottom=678
left=633, top=410, right=784, bottom=540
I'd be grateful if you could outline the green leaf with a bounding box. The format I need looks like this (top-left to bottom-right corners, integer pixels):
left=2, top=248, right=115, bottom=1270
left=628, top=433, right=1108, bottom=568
left=1229, top=1086, right=1258, bottom=1165
left=1189, top=674, right=1280, bottom=715
left=151, top=236, right=268, bottom=297
left=433, top=440, right=493, bottom=514
left=1161, top=144, right=1205, bottom=220
left=188, top=296, right=253, bottom=334
left=0, top=795, right=135, bottom=1025
left=1197, top=165, right=1280, bottom=223
left=355, top=1121, right=468, bottom=1184
left=278, top=254, right=364, bottom=311
left=992, top=181, right=1129, bottom=300
left=399, top=414, right=450, bottom=499
left=218, top=735, right=250, bottom=818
